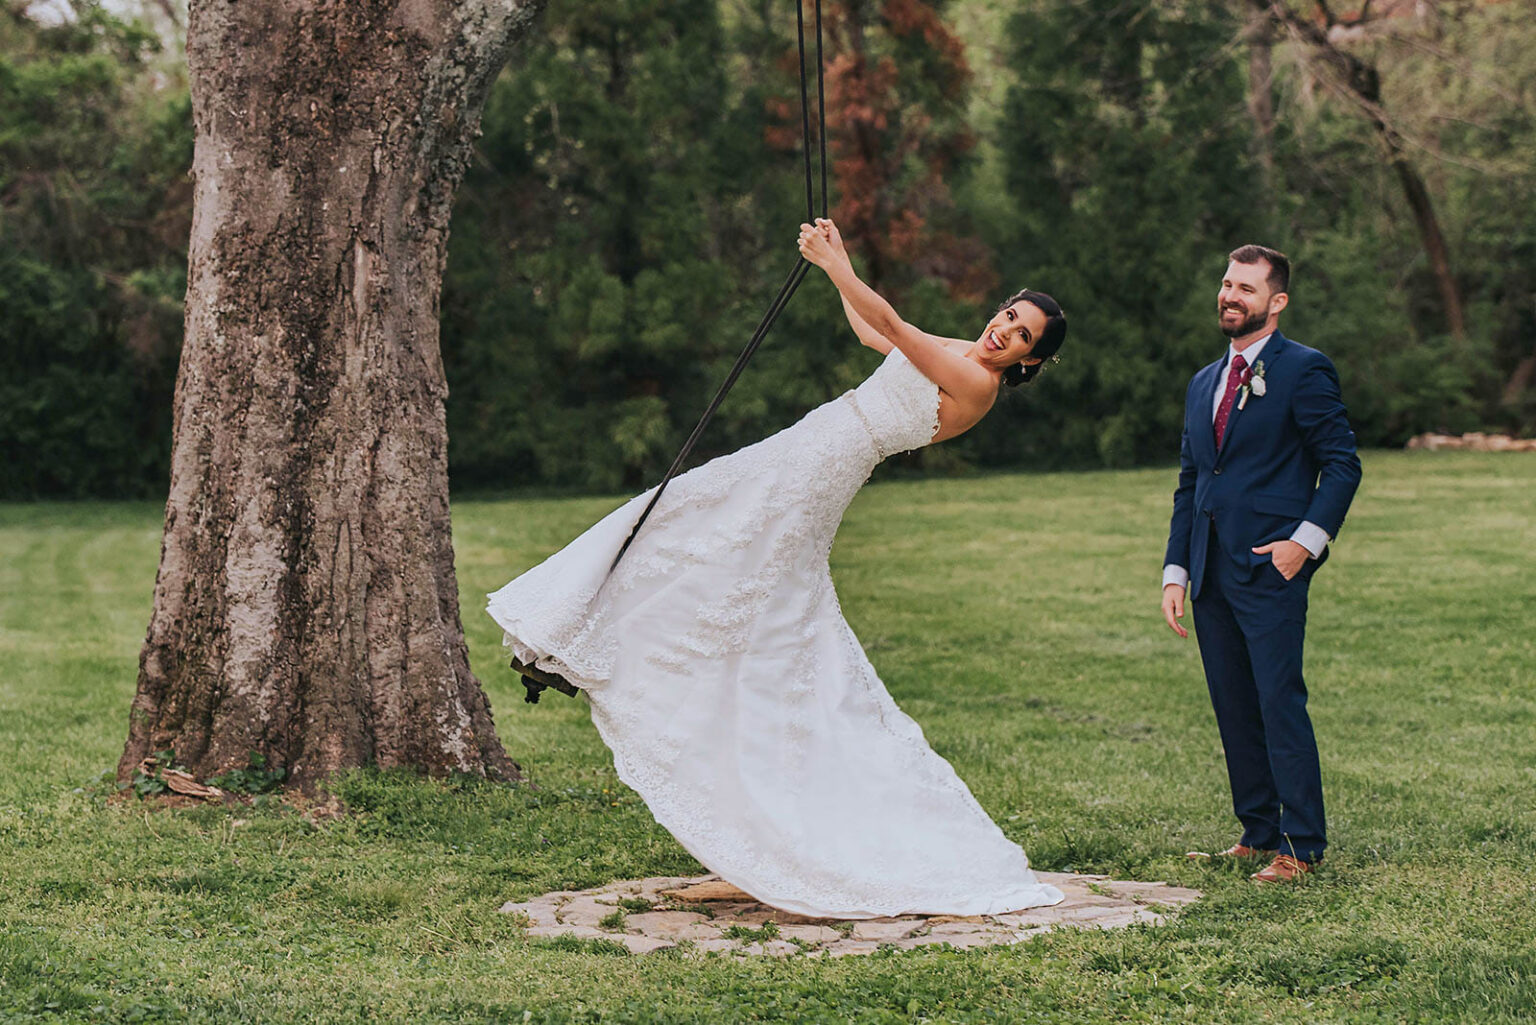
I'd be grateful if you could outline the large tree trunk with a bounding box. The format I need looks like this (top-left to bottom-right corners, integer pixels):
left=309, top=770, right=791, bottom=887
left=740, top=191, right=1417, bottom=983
left=120, top=0, right=542, bottom=790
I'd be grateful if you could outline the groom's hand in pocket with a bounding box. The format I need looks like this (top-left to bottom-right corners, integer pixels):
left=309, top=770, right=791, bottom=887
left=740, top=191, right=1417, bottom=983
left=1252, top=539, right=1309, bottom=580
left=1161, top=584, right=1188, bottom=639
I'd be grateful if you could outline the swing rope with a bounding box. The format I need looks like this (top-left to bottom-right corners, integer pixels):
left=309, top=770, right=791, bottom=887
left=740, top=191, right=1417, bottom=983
left=515, top=0, right=829, bottom=703
left=606, top=0, right=828, bottom=576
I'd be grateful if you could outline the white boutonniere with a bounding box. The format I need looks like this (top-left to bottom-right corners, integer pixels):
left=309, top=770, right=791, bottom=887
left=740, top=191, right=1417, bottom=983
left=1238, top=360, right=1267, bottom=410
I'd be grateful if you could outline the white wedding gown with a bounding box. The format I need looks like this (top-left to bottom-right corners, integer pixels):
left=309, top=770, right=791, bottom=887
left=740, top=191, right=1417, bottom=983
left=487, top=347, right=1063, bottom=918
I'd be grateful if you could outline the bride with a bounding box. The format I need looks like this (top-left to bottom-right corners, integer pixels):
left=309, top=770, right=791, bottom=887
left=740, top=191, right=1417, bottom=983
left=488, top=218, right=1068, bottom=918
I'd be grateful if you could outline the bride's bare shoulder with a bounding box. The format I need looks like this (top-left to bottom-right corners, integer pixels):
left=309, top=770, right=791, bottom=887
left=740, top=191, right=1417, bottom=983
left=928, top=333, right=974, bottom=355
left=933, top=365, right=999, bottom=443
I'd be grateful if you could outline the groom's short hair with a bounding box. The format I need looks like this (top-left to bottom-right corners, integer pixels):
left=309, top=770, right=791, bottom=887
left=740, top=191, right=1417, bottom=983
left=1229, top=244, right=1290, bottom=295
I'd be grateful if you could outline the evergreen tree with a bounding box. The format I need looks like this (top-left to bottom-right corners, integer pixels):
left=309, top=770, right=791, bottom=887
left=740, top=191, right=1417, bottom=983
left=0, top=2, right=191, bottom=497
left=443, top=0, right=779, bottom=492
left=977, top=0, right=1260, bottom=469
left=442, top=0, right=993, bottom=492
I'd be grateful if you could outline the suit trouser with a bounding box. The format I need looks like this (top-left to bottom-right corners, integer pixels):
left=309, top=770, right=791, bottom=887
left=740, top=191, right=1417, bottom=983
left=1192, top=527, right=1327, bottom=863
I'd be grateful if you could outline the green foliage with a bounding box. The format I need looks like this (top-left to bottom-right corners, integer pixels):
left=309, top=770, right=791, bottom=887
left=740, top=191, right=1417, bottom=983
left=962, top=0, right=1260, bottom=471
left=5, top=1, right=1535, bottom=496
left=614, top=896, right=655, bottom=913
left=205, top=752, right=288, bottom=796
left=0, top=3, right=190, bottom=499
left=127, top=748, right=178, bottom=798
left=2, top=456, right=1535, bottom=1020
left=440, top=0, right=978, bottom=493
left=1247, top=0, right=1536, bottom=443
left=721, top=920, right=780, bottom=943
left=441, top=0, right=805, bottom=492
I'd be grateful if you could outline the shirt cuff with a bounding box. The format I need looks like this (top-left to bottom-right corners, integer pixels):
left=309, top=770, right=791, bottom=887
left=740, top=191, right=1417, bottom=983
left=1290, top=521, right=1331, bottom=559
left=1162, top=565, right=1190, bottom=591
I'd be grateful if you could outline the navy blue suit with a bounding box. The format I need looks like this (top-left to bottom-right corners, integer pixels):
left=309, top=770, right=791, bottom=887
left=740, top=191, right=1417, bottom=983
left=1165, top=330, right=1361, bottom=863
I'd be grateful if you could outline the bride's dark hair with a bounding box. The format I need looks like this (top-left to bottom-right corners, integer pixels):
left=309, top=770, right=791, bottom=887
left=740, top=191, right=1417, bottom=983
left=997, top=289, right=1067, bottom=387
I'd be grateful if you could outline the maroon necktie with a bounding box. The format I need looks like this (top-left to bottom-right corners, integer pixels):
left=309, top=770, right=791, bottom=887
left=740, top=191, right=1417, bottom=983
left=1213, top=353, right=1247, bottom=449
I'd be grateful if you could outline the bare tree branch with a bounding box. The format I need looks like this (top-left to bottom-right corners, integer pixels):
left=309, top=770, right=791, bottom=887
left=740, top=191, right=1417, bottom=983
left=1263, top=0, right=1466, bottom=341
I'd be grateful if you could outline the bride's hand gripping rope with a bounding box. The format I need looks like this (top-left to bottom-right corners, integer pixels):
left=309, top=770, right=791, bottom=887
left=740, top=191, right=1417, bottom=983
left=798, top=217, right=848, bottom=272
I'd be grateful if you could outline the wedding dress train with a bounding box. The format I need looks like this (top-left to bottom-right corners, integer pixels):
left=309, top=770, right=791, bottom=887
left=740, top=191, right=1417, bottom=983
left=487, top=347, right=1063, bottom=918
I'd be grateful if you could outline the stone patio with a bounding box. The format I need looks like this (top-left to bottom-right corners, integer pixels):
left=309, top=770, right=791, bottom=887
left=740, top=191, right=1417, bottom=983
left=500, top=873, right=1201, bottom=957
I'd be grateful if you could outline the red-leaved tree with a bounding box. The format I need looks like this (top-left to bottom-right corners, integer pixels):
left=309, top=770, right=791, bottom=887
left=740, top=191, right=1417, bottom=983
left=768, top=0, right=994, bottom=302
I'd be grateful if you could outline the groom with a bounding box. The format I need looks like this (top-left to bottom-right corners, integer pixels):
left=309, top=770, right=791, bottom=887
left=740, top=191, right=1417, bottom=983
left=1160, top=245, right=1361, bottom=883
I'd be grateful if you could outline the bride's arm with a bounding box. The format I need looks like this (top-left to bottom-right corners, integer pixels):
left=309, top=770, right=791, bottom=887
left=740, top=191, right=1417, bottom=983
left=800, top=219, right=993, bottom=402
left=840, top=294, right=895, bottom=354
left=844, top=291, right=961, bottom=356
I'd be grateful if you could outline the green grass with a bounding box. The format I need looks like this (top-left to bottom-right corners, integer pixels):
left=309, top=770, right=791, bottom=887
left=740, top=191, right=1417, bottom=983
left=1, top=451, right=1533, bottom=1023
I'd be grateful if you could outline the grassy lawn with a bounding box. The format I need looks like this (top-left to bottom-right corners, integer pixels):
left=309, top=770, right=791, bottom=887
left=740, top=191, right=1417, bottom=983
left=1, top=451, right=1533, bottom=1023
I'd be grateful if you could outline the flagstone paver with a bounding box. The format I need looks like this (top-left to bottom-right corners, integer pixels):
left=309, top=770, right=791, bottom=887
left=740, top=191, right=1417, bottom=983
left=500, top=872, right=1201, bottom=957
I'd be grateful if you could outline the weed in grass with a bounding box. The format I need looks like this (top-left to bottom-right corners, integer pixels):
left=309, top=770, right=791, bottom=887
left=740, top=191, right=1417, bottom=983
left=530, top=935, right=631, bottom=956
left=206, top=751, right=287, bottom=795
left=127, top=748, right=180, bottom=798
left=615, top=897, right=655, bottom=913
left=721, top=921, right=780, bottom=944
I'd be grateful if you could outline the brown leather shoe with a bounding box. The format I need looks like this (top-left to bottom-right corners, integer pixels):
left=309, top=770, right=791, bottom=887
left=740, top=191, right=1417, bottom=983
left=1251, top=853, right=1318, bottom=883
left=1186, top=843, right=1278, bottom=861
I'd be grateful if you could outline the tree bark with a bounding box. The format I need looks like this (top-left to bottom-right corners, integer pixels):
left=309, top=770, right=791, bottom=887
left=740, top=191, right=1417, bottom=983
left=120, top=0, right=543, bottom=789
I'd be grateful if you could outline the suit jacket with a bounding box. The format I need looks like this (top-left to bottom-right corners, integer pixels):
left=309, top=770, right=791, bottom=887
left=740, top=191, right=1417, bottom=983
left=1164, top=330, right=1362, bottom=600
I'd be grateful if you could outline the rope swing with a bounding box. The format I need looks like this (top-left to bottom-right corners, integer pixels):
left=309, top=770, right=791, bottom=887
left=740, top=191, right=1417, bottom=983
left=607, top=0, right=830, bottom=575
left=515, top=0, right=831, bottom=703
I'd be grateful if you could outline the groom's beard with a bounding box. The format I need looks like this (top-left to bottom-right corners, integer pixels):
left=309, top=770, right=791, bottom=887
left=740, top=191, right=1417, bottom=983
left=1219, top=305, right=1268, bottom=338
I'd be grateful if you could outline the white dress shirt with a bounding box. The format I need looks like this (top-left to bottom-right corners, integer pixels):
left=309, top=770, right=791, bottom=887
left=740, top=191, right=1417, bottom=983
left=1163, top=333, right=1331, bottom=591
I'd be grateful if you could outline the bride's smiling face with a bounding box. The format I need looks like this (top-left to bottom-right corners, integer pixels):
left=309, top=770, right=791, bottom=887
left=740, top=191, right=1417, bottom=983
left=975, top=300, right=1048, bottom=371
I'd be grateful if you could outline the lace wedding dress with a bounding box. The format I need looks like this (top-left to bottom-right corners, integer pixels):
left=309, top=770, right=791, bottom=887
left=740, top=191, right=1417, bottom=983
left=487, top=348, right=1063, bottom=918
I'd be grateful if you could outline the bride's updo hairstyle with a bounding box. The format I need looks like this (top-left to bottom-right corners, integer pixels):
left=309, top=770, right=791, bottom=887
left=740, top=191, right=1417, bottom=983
left=998, top=288, right=1067, bottom=387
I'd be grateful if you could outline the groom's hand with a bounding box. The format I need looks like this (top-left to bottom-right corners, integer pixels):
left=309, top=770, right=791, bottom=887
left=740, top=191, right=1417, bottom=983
left=1161, top=584, right=1188, bottom=639
left=1252, top=539, right=1309, bottom=580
